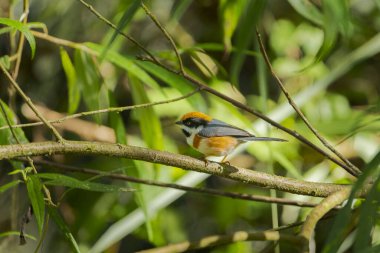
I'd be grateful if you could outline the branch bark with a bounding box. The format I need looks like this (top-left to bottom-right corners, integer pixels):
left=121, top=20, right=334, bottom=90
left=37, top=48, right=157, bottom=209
left=0, top=141, right=350, bottom=197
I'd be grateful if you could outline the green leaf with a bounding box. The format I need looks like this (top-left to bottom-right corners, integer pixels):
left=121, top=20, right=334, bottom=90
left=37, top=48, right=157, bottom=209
left=48, top=205, right=81, bottom=253
left=0, top=100, right=29, bottom=145
left=219, top=0, right=245, bottom=53
left=287, top=0, right=323, bottom=26
left=100, top=0, right=140, bottom=61
left=0, top=231, right=36, bottom=241
left=108, top=92, right=128, bottom=145
left=0, top=180, right=22, bottom=193
left=136, top=61, right=206, bottom=111
left=86, top=43, right=161, bottom=91
left=60, top=48, right=80, bottom=114
left=230, top=0, right=267, bottom=86
left=323, top=151, right=380, bottom=253
left=26, top=175, right=45, bottom=234
left=129, top=74, right=163, bottom=151
left=38, top=173, right=134, bottom=192
left=0, top=18, right=36, bottom=58
left=74, top=50, right=103, bottom=123
left=315, top=0, right=351, bottom=62
left=170, top=0, right=193, bottom=22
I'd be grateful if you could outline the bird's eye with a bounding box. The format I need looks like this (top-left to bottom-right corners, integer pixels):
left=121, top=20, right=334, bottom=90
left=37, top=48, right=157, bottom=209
left=185, top=121, right=191, bottom=126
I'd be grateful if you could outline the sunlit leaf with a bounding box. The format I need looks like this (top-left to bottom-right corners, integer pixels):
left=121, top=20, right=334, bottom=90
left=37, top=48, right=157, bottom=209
left=86, top=43, right=161, bottom=90
left=60, top=48, right=80, bottom=114
left=136, top=61, right=206, bottom=111
left=26, top=175, right=45, bottom=234
left=48, top=205, right=81, bottom=253
left=0, top=180, right=22, bottom=193
left=129, top=75, right=163, bottom=151
left=0, top=18, right=36, bottom=58
left=38, top=173, right=134, bottom=192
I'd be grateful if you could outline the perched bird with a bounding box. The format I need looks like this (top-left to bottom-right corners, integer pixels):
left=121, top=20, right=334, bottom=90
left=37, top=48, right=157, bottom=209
left=176, top=112, right=286, bottom=162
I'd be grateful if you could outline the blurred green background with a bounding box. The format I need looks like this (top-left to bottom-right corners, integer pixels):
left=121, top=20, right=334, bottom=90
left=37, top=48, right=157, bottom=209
left=0, top=0, right=379, bottom=252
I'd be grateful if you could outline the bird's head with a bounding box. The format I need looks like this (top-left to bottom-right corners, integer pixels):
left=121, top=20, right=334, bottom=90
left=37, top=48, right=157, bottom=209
left=176, top=112, right=212, bottom=137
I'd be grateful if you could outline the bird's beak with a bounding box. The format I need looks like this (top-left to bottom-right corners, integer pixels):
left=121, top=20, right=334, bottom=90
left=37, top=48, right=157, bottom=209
left=175, top=120, right=183, bottom=125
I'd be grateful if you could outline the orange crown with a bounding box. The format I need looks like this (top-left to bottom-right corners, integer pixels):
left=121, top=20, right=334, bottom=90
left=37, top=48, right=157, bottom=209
left=180, top=112, right=212, bottom=122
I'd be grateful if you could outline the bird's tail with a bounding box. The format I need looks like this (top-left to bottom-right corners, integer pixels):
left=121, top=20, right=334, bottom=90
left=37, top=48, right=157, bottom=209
left=239, top=137, right=287, bottom=142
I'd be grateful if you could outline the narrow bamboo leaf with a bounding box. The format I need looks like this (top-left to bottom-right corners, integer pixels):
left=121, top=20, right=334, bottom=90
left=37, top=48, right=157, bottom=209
left=315, top=0, right=351, bottom=62
left=0, top=180, right=22, bottom=193
left=354, top=174, right=380, bottom=251
left=48, top=205, right=81, bottom=253
left=108, top=92, right=127, bottom=145
left=100, top=0, right=140, bottom=61
left=26, top=175, right=45, bottom=234
left=170, top=0, right=193, bottom=22
left=0, top=231, right=36, bottom=240
left=0, top=100, right=28, bottom=171
left=60, top=48, right=80, bottom=114
left=86, top=43, right=161, bottom=91
left=0, top=100, right=29, bottom=144
left=135, top=60, right=206, bottom=111
left=323, top=152, right=380, bottom=253
left=74, top=50, right=102, bottom=123
left=287, top=0, right=323, bottom=25
left=219, top=0, right=245, bottom=53
left=129, top=74, right=163, bottom=150
left=0, top=18, right=36, bottom=58
left=230, top=0, right=267, bottom=86
left=38, top=173, right=134, bottom=193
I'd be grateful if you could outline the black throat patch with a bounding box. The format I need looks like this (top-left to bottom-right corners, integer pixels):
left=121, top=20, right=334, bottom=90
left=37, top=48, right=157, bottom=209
left=182, top=129, right=191, bottom=137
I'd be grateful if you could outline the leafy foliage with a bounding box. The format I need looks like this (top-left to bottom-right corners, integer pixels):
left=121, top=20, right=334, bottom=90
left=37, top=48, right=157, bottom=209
left=0, top=1, right=379, bottom=253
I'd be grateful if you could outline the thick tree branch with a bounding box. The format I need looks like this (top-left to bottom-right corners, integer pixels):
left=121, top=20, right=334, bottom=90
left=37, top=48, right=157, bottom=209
left=0, top=141, right=350, bottom=197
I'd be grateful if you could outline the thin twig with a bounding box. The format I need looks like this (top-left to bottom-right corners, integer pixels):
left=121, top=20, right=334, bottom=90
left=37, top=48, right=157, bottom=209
left=0, top=140, right=353, bottom=197
left=141, top=2, right=185, bottom=74
left=29, top=158, right=325, bottom=208
left=0, top=88, right=200, bottom=131
left=76, top=0, right=160, bottom=65
left=0, top=63, right=64, bottom=142
left=255, top=28, right=361, bottom=177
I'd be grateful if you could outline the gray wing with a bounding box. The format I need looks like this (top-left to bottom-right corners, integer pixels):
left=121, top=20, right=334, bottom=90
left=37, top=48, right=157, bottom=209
left=198, top=119, right=253, bottom=138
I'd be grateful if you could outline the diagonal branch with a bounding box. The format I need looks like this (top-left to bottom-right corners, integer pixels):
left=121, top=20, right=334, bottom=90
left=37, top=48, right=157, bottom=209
left=141, top=2, right=185, bottom=74
left=0, top=140, right=351, bottom=197
left=0, top=88, right=200, bottom=131
left=255, top=28, right=361, bottom=177
left=0, top=63, right=64, bottom=142
left=76, top=0, right=160, bottom=65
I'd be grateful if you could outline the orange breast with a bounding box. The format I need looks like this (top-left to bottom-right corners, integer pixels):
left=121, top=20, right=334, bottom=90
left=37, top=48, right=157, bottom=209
left=195, top=136, right=239, bottom=156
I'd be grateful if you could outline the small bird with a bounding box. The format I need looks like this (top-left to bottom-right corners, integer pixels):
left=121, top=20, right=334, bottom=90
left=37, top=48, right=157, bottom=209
left=176, top=112, right=286, bottom=162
